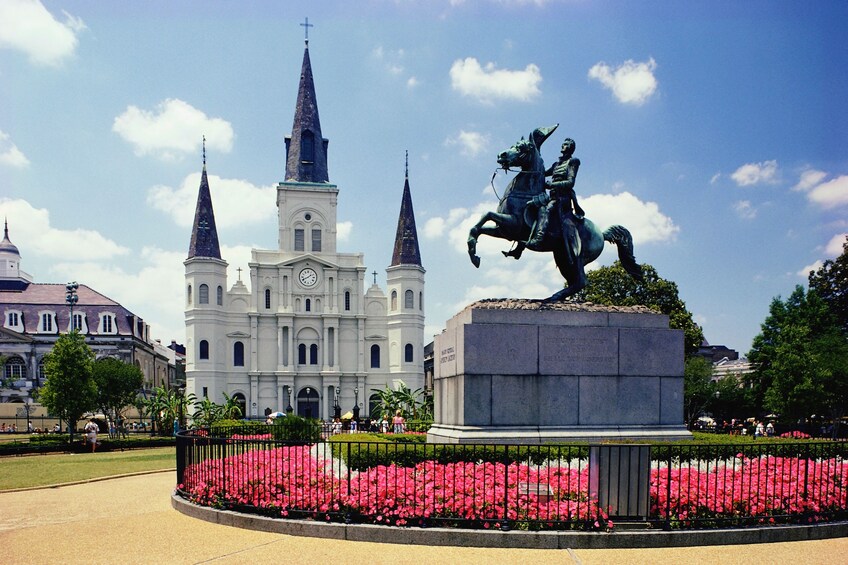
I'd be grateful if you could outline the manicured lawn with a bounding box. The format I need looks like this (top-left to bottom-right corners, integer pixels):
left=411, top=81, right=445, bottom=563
left=0, top=446, right=175, bottom=490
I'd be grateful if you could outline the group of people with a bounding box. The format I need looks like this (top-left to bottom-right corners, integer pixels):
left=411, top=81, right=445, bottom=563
left=326, top=410, right=407, bottom=435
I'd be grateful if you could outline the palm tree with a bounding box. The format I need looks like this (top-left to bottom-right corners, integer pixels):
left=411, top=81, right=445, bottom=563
left=220, top=392, right=244, bottom=420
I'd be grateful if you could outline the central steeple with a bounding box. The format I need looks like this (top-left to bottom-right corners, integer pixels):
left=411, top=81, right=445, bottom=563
left=284, top=41, right=329, bottom=183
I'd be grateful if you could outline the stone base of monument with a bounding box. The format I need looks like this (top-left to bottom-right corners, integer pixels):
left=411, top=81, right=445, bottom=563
left=426, top=300, right=692, bottom=444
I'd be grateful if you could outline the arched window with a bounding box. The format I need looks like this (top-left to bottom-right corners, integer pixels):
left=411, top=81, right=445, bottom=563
left=265, top=288, right=271, bottom=309
left=298, top=344, right=307, bottom=365
left=217, top=285, right=223, bottom=306
left=405, top=343, right=414, bottom=363
left=369, top=393, right=381, bottom=418
left=233, top=341, right=244, bottom=367
left=405, top=289, right=414, bottom=309
left=199, top=340, right=209, bottom=360
left=199, top=284, right=209, bottom=304
left=305, top=298, right=311, bottom=312
left=310, top=344, right=318, bottom=365
left=4, top=356, right=26, bottom=381
left=311, top=228, right=322, bottom=252
left=391, top=291, right=397, bottom=311
left=419, top=291, right=423, bottom=311
left=187, top=285, right=192, bottom=306
left=344, top=291, right=351, bottom=311
left=370, top=344, right=380, bottom=368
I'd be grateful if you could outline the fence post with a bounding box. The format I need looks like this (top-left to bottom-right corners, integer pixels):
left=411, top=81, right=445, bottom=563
left=345, top=441, right=352, bottom=524
left=501, top=447, right=510, bottom=531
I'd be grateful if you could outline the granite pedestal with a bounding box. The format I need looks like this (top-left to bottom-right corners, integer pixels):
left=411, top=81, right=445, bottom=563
left=427, top=300, right=692, bottom=444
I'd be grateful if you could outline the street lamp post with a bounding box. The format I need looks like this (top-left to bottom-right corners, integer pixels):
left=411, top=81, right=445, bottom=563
left=285, top=386, right=293, bottom=414
left=333, top=387, right=341, bottom=419
left=352, top=386, right=360, bottom=422
left=65, top=282, right=79, bottom=331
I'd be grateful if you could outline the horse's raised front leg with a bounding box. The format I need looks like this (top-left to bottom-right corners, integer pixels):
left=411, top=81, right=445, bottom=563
left=467, top=211, right=516, bottom=268
left=467, top=212, right=493, bottom=268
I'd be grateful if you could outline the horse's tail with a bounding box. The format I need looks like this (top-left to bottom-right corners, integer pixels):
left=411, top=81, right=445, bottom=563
left=603, top=225, right=643, bottom=281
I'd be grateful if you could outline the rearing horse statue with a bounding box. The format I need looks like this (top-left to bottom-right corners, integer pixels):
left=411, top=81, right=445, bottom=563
left=467, top=125, right=643, bottom=301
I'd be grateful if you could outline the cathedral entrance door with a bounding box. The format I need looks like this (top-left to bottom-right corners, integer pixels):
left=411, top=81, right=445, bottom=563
left=297, top=387, right=320, bottom=419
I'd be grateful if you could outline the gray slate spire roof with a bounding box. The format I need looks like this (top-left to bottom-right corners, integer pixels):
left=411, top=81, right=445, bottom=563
left=390, top=154, right=422, bottom=267
left=187, top=149, right=222, bottom=260
left=285, top=43, right=329, bottom=183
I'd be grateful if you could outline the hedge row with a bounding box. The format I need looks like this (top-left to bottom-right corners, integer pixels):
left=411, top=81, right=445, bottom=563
left=0, top=435, right=176, bottom=456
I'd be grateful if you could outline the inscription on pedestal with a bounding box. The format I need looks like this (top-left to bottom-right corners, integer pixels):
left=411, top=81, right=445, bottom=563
left=540, top=326, right=618, bottom=375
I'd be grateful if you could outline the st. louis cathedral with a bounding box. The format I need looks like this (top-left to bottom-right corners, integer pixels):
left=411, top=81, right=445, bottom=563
left=184, top=40, right=425, bottom=420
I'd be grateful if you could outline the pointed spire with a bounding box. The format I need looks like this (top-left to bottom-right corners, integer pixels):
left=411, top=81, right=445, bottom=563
left=390, top=153, right=422, bottom=267
left=284, top=41, right=329, bottom=183
left=188, top=141, right=222, bottom=260
left=0, top=218, right=20, bottom=256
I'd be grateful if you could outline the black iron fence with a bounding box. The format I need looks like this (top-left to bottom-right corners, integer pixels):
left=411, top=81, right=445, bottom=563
left=175, top=428, right=848, bottom=531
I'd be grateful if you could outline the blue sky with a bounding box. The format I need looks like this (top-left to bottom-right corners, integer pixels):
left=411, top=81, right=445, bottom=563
left=2, top=0, right=846, bottom=354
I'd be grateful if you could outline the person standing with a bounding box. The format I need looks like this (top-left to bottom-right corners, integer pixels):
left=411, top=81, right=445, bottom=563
left=84, top=419, right=99, bottom=452
left=392, top=410, right=405, bottom=434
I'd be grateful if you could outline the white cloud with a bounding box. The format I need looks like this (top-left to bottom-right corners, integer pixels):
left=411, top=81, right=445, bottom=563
left=147, top=173, right=276, bottom=229
left=337, top=221, right=353, bottom=242
left=113, top=99, right=234, bottom=161
left=450, top=57, right=542, bottom=104
left=733, top=200, right=757, bottom=220
left=407, top=76, right=420, bottom=89
left=580, top=191, right=679, bottom=245
left=825, top=233, right=847, bottom=257
left=797, top=260, right=823, bottom=279
left=588, top=58, right=658, bottom=106
left=806, top=176, right=848, bottom=209
left=0, top=0, right=85, bottom=66
left=730, top=160, right=779, bottom=186
left=0, top=198, right=129, bottom=261
left=444, top=130, right=490, bottom=157
left=0, top=131, right=29, bottom=168
left=793, top=169, right=827, bottom=192
left=710, top=173, right=721, bottom=184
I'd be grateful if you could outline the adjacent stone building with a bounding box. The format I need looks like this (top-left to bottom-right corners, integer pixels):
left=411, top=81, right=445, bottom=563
left=184, top=41, right=426, bottom=419
left=0, top=222, right=172, bottom=401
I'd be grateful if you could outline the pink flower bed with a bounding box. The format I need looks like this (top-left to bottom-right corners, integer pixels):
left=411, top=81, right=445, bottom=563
left=180, top=446, right=606, bottom=529
left=180, top=446, right=848, bottom=530
left=651, top=455, right=848, bottom=526
left=780, top=431, right=812, bottom=439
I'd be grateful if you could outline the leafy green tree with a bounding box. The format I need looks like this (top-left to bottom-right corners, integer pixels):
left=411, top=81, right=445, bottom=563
left=192, top=396, right=223, bottom=428
left=39, top=331, right=96, bottom=442
left=92, top=357, right=143, bottom=423
left=373, top=380, right=431, bottom=421
left=808, top=235, right=848, bottom=333
left=683, top=356, right=715, bottom=427
left=146, top=386, right=195, bottom=435
left=748, top=286, right=848, bottom=425
left=220, top=392, right=244, bottom=420
left=575, top=262, right=704, bottom=357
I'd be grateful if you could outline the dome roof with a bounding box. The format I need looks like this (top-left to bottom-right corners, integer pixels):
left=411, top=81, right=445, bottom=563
left=0, top=220, right=20, bottom=256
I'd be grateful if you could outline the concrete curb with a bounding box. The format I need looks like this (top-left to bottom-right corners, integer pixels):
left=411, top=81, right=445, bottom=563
left=171, top=494, right=848, bottom=549
left=0, top=468, right=176, bottom=494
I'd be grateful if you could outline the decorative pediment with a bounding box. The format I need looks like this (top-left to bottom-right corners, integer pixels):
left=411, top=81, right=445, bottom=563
left=0, top=326, right=33, bottom=344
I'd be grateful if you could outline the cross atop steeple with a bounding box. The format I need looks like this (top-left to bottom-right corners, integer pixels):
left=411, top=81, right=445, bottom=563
left=236, top=267, right=242, bottom=281
left=202, top=135, right=206, bottom=167
left=405, top=150, right=408, bottom=179
left=372, top=271, right=378, bottom=285
left=300, top=17, right=313, bottom=44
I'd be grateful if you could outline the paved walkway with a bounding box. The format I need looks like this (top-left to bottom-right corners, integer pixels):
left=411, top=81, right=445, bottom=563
left=0, top=470, right=846, bottom=564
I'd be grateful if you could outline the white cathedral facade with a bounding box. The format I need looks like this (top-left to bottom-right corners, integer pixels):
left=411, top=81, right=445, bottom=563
left=184, top=41, right=425, bottom=420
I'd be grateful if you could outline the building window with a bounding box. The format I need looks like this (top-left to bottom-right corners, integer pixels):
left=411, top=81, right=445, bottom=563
left=41, top=313, right=53, bottom=332
left=187, top=285, right=192, bottom=306
left=199, top=284, right=209, bottom=304
left=344, top=291, right=351, bottom=311
left=265, top=288, right=271, bottom=309
left=217, top=285, right=223, bottom=306
left=310, top=344, right=318, bottom=365
left=305, top=298, right=311, bottom=312
left=405, top=343, right=414, bottom=363
left=233, top=341, right=244, bottom=367
left=72, top=313, right=83, bottom=332
left=7, top=312, right=18, bottom=327
left=202, top=387, right=208, bottom=398
left=298, top=344, right=307, bottom=365
left=100, top=314, right=114, bottom=334
left=370, top=344, right=380, bottom=368
left=405, top=289, right=414, bottom=309
left=419, top=291, right=423, bottom=311
left=5, top=357, right=26, bottom=381
left=199, top=340, right=209, bottom=360
left=311, top=229, right=321, bottom=252
left=294, top=228, right=305, bottom=251
left=391, top=291, right=397, bottom=311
